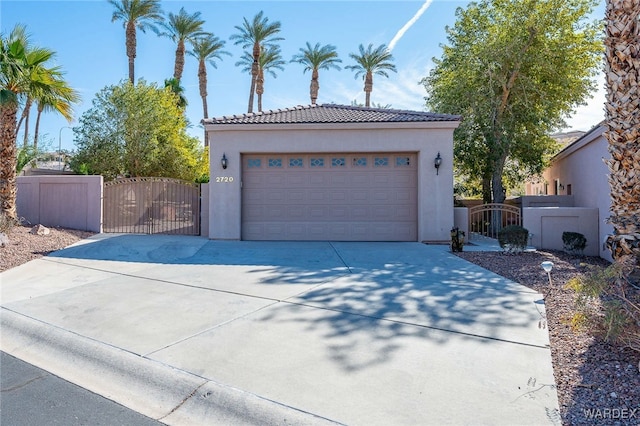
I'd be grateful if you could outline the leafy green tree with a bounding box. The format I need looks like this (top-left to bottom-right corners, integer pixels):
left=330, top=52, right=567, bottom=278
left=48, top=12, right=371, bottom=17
left=346, top=43, right=396, bottom=107
left=108, top=0, right=164, bottom=83
left=422, top=0, right=601, bottom=204
left=158, top=7, right=207, bottom=81
left=72, top=80, right=206, bottom=181
left=291, top=42, right=342, bottom=105
left=230, top=11, right=283, bottom=113
left=188, top=33, right=230, bottom=119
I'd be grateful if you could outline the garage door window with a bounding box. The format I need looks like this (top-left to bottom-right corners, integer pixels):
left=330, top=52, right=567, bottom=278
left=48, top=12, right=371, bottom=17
left=268, top=158, right=282, bottom=167
left=310, top=158, right=324, bottom=167
left=332, top=157, right=346, bottom=167
left=289, top=158, right=304, bottom=167
left=248, top=158, right=262, bottom=168
left=374, top=157, right=389, bottom=167
left=396, top=156, right=411, bottom=166
left=353, top=157, right=367, bottom=167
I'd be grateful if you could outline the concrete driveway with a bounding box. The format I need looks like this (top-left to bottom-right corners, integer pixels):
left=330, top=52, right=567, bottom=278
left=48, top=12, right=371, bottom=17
left=0, top=235, right=560, bottom=425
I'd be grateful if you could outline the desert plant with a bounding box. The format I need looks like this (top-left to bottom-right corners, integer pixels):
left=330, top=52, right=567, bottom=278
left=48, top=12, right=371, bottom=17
left=563, top=231, right=587, bottom=255
left=0, top=212, right=18, bottom=246
left=566, top=256, right=640, bottom=353
left=497, top=225, right=529, bottom=254
left=450, top=227, right=465, bottom=252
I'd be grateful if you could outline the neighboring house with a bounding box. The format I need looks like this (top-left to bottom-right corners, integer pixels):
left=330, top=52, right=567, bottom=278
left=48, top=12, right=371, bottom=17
left=203, top=104, right=461, bottom=242
left=525, top=123, right=613, bottom=261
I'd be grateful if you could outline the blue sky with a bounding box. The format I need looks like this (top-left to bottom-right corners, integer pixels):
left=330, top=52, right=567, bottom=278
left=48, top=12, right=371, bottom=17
left=2, top=0, right=606, bottom=152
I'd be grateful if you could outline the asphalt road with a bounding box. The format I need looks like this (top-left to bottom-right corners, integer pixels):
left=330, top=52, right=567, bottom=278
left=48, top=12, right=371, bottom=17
left=0, top=351, right=162, bottom=426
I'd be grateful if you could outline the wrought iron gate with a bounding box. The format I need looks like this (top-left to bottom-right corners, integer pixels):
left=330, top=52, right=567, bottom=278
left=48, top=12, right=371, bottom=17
left=468, top=203, right=521, bottom=240
left=103, top=177, right=200, bottom=235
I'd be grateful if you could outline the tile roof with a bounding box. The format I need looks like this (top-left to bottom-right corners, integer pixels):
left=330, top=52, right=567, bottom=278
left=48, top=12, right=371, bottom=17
left=203, top=104, right=461, bottom=125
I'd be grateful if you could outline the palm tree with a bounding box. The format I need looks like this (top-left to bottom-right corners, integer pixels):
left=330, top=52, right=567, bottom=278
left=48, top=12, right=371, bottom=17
left=158, top=7, right=207, bottom=81
left=187, top=34, right=230, bottom=120
left=604, top=0, right=640, bottom=263
left=33, top=71, right=80, bottom=150
left=1, top=25, right=52, bottom=218
left=235, top=46, right=285, bottom=112
left=291, top=42, right=341, bottom=105
left=345, top=44, right=396, bottom=107
left=108, top=0, right=164, bottom=83
left=230, top=11, right=283, bottom=113
left=164, top=77, right=188, bottom=109
left=14, top=35, right=58, bottom=147
left=255, top=46, right=285, bottom=112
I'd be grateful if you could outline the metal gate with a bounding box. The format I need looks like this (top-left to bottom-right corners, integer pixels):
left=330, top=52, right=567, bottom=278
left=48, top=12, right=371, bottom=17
left=468, top=203, right=521, bottom=240
left=103, top=177, right=200, bottom=235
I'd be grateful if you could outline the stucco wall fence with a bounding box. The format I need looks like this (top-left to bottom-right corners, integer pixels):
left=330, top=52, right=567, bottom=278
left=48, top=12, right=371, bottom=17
left=16, top=175, right=104, bottom=233
left=455, top=205, right=602, bottom=257
left=15, top=177, right=210, bottom=237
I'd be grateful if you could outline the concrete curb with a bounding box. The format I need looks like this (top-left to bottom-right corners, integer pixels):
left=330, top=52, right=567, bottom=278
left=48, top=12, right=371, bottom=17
left=0, top=308, right=341, bottom=425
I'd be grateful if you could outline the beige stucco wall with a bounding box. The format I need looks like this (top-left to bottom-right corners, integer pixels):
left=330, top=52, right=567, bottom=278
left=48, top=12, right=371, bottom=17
left=453, top=207, right=469, bottom=238
left=531, top=126, right=612, bottom=261
left=16, top=175, right=103, bottom=232
left=205, top=122, right=458, bottom=242
left=200, top=183, right=210, bottom=237
left=523, top=207, right=600, bottom=256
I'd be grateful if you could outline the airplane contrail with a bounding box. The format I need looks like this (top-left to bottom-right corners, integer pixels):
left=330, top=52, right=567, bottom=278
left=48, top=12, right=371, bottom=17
left=388, top=0, right=434, bottom=52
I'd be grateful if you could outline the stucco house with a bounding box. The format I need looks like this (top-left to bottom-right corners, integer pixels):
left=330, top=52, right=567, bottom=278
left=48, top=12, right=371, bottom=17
left=525, top=122, right=614, bottom=261
left=203, top=104, right=461, bottom=242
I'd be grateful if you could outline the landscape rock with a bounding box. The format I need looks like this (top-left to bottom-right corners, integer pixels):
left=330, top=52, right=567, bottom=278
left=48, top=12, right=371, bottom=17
left=0, top=232, right=8, bottom=247
left=30, top=224, right=50, bottom=236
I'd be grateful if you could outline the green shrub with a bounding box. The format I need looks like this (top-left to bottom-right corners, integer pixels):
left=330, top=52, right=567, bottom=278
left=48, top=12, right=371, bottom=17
left=497, top=225, right=529, bottom=254
left=563, top=231, right=587, bottom=255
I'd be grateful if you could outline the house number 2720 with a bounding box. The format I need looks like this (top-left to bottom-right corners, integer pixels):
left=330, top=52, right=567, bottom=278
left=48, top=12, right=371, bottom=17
left=215, top=176, right=234, bottom=183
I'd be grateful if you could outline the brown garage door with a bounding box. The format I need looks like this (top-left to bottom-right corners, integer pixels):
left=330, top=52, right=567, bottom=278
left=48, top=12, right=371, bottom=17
left=241, top=153, right=417, bottom=241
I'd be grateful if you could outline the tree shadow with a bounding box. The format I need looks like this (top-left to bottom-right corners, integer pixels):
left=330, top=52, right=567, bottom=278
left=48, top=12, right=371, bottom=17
left=49, top=236, right=551, bottom=374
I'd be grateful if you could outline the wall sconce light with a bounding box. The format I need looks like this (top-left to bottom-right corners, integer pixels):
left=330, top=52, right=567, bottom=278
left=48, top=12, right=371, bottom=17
left=434, top=152, right=442, bottom=175
left=559, top=183, right=565, bottom=190
left=221, top=153, right=228, bottom=170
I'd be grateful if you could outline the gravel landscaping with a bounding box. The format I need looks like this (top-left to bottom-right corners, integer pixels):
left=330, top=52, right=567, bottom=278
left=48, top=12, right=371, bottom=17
left=1, top=225, right=638, bottom=425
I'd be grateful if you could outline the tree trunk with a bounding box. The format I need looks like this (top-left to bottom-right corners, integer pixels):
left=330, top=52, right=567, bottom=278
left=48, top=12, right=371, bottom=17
left=247, top=42, right=260, bottom=113
left=1, top=105, right=18, bottom=220
left=604, top=0, right=640, bottom=261
left=126, top=21, right=136, bottom=83
left=481, top=176, right=492, bottom=204
left=16, top=97, right=31, bottom=147
left=34, top=105, right=43, bottom=150
left=364, top=72, right=373, bottom=107
left=256, top=68, right=264, bottom=112
left=248, top=61, right=258, bottom=113
left=198, top=59, right=208, bottom=119
left=174, top=40, right=186, bottom=81
left=491, top=159, right=507, bottom=204
left=21, top=99, right=31, bottom=147
left=310, top=69, right=319, bottom=105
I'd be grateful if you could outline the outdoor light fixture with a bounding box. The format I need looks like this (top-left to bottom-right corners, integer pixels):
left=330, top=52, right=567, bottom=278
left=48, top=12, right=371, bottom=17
left=221, top=153, right=228, bottom=170
left=541, top=261, right=554, bottom=286
left=434, top=152, right=442, bottom=175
